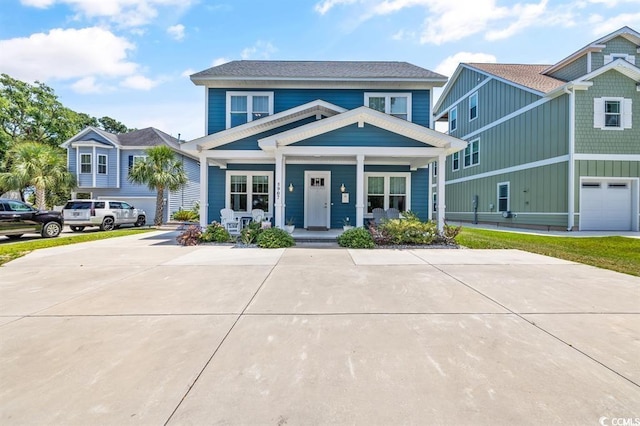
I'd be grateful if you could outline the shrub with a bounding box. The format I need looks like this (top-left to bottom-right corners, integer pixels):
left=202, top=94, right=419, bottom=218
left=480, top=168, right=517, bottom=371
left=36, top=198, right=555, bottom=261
left=172, top=209, right=198, bottom=222
left=379, top=218, right=437, bottom=245
left=176, top=224, right=202, bottom=246
left=240, top=220, right=263, bottom=245
left=437, top=222, right=462, bottom=245
left=256, top=227, right=295, bottom=248
left=201, top=221, right=232, bottom=243
left=337, top=227, right=375, bottom=248
left=368, top=223, right=393, bottom=245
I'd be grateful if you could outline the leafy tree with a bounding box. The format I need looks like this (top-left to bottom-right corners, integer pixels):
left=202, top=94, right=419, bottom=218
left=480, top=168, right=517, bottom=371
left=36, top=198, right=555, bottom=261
left=0, top=141, right=75, bottom=209
left=128, top=146, right=187, bottom=226
left=98, top=116, right=130, bottom=134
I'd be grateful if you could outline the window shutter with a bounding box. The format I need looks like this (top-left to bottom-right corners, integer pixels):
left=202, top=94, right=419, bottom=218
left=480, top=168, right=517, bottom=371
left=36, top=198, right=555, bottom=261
left=593, top=98, right=604, bottom=128
left=623, top=99, right=632, bottom=129
left=128, top=155, right=133, bottom=171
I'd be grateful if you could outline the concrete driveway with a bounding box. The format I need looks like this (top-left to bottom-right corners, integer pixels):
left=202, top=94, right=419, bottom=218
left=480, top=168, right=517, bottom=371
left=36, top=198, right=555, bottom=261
left=1, top=231, right=638, bottom=425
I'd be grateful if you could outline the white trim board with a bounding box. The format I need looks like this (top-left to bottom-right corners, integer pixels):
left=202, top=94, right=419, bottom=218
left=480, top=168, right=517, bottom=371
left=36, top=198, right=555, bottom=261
left=446, top=155, right=569, bottom=185
left=574, top=154, right=640, bottom=161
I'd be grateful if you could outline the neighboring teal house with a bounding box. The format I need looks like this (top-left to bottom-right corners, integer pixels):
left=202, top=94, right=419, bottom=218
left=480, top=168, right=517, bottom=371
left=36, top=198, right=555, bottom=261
left=433, top=26, right=640, bottom=231
left=181, top=61, right=466, bottom=231
left=61, top=127, right=200, bottom=224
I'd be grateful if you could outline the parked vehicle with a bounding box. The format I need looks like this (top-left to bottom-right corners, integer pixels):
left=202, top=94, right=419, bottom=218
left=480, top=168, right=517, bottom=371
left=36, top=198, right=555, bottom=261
left=62, top=200, right=146, bottom=232
left=0, top=198, right=64, bottom=239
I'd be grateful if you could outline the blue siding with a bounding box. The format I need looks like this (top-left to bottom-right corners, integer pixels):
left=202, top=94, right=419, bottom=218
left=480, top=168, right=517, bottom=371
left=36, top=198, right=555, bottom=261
left=77, top=130, right=114, bottom=146
left=119, top=150, right=157, bottom=196
left=213, top=116, right=317, bottom=150
left=77, top=147, right=93, bottom=187
left=411, top=168, right=430, bottom=221
left=208, top=88, right=432, bottom=134
left=294, top=123, right=432, bottom=148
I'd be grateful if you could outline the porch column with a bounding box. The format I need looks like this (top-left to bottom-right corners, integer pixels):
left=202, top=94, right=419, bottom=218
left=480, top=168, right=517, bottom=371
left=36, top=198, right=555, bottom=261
left=356, top=154, right=365, bottom=227
left=427, top=164, right=433, bottom=222
left=274, top=152, right=285, bottom=228
left=199, top=155, right=209, bottom=228
left=437, top=154, right=446, bottom=232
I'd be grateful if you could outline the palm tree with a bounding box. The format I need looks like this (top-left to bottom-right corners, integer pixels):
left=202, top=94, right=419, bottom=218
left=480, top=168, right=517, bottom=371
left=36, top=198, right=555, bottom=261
left=0, top=141, right=75, bottom=209
left=128, top=145, right=187, bottom=226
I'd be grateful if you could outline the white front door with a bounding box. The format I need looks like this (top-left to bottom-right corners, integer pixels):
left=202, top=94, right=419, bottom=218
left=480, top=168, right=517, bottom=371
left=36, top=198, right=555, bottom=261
left=305, top=171, right=331, bottom=229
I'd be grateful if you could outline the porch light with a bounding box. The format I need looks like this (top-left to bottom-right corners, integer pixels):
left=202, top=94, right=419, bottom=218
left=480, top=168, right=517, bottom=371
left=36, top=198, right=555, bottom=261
left=340, top=183, right=346, bottom=192
left=288, top=183, right=294, bottom=192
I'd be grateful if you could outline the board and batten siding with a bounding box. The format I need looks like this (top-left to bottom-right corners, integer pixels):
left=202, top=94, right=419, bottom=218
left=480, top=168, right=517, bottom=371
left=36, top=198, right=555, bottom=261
left=207, top=88, right=433, bottom=134
left=575, top=71, right=640, bottom=155
left=436, top=68, right=488, bottom=114
left=168, top=155, right=200, bottom=214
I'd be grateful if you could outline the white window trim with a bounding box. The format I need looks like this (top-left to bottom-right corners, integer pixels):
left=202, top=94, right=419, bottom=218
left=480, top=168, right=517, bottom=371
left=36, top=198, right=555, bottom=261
left=595, top=97, right=631, bottom=130
left=364, top=172, right=411, bottom=215
left=80, top=153, right=92, bottom=174
left=449, top=106, right=458, bottom=132
left=432, top=192, right=437, bottom=213
left=225, top=91, right=274, bottom=129
left=97, top=154, right=108, bottom=175
left=463, top=139, right=480, bottom=169
left=452, top=152, right=460, bottom=172
left=225, top=171, right=274, bottom=216
left=497, top=182, right=510, bottom=213
left=133, top=155, right=147, bottom=164
left=364, top=92, right=413, bottom=122
left=469, top=92, right=478, bottom=122
left=604, top=53, right=635, bottom=65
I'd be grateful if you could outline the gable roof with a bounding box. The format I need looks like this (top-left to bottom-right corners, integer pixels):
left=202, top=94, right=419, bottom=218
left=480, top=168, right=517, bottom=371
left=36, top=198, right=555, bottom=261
left=182, top=100, right=347, bottom=152
left=543, top=26, right=640, bottom=76
left=191, top=60, right=447, bottom=85
left=466, top=63, right=567, bottom=94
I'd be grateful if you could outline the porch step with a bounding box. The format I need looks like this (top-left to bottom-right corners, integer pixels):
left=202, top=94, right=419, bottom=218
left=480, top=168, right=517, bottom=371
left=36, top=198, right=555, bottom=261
left=290, top=228, right=342, bottom=243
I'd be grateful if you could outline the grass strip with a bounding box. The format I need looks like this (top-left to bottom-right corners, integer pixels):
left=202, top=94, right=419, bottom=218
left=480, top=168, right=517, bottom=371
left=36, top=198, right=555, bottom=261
left=0, top=229, right=154, bottom=266
left=457, top=228, right=640, bottom=277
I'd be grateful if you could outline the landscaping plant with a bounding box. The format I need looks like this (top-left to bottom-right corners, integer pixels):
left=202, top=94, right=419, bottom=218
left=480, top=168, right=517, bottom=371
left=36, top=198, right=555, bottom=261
left=256, top=227, right=295, bottom=248
left=378, top=217, right=437, bottom=245
left=337, top=227, right=375, bottom=248
left=172, top=209, right=198, bottom=222
left=200, top=221, right=232, bottom=243
left=240, top=220, right=263, bottom=245
left=176, top=224, right=202, bottom=246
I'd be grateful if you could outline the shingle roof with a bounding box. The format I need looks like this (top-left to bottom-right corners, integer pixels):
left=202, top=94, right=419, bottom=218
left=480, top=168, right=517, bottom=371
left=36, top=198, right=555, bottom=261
left=116, top=127, right=180, bottom=149
left=466, top=63, right=567, bottom=93
left=191, top=60, right=446, bottom=80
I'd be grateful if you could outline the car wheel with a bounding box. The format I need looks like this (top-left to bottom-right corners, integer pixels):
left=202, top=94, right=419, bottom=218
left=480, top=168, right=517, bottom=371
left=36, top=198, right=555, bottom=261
left=134, top=215, right=146, bottom=227
left=70, top=226, right=85, bottom=232
left=100, top=217, right=115, bottom=231
left=41, top=221, right=62, bottom=238
left=7, top=234, right=24, bottom=240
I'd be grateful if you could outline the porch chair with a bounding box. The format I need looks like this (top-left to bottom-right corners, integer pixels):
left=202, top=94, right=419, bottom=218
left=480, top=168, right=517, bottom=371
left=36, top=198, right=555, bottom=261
left=372, top=208, right=387, bottom=225
left=386, top=208, right=400, bottom=219
left=251, top=209, right=265, bottom=223
left=220, top=208, right=240, bottom=233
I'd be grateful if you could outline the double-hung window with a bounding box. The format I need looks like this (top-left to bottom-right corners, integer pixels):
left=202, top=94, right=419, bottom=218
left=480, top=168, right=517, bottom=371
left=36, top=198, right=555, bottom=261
left=226, top=92, right=274, bottom=128
left=452, top=152, right=460, bottom=171
left=80, top=154, right=91, bottom=174
left=227, top=171, right=273, bottom=214
left=449, top=106, right=457, bottom=132
left=365, top=173, right=411, bottom=213
left=594, top=97, right=632, bottom=130
left=364, top=93, right=412, bottom=121
left=97, top=154, right=107, bottom=174
left=469, top=92, right=478, bottom=121
left=497, top=182, right=510, bottom=212
left=464, top=139, right=479, bottom=168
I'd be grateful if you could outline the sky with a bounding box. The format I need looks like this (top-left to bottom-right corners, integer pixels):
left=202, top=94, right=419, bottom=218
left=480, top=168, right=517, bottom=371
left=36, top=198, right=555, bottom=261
left=1, top=0, right=639, bottom=141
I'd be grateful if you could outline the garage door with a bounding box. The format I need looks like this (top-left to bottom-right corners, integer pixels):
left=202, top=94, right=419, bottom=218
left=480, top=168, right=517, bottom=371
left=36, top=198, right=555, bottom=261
left=98, top=197, right=157, bottom=225
left=580, top=181, right=632, bottom=231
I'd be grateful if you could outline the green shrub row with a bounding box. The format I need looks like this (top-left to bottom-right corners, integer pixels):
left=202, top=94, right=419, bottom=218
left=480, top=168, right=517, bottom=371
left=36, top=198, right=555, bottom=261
left=176, top=221, right=295, bottom=248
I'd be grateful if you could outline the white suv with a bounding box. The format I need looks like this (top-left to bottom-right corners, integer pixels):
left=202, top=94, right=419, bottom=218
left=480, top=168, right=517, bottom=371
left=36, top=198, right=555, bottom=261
left=62, top=200, right=146, bottom=231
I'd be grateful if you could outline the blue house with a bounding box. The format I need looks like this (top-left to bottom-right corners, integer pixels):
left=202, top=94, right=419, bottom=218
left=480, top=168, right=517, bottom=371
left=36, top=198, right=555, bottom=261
left=181, top=61, right=466, bottom=231
left=61, top=127, right=200, bottom=224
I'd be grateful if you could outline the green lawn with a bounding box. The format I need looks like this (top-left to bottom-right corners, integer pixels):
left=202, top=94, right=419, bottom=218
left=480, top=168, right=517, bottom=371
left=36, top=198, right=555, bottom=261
left=457, top=228, right=640, bottom=277
left=0, top=229, right=154, bottom=266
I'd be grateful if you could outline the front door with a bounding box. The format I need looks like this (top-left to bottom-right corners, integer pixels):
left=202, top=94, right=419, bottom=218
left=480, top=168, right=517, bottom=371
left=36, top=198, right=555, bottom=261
left=305, top=171, right=331, bottom=229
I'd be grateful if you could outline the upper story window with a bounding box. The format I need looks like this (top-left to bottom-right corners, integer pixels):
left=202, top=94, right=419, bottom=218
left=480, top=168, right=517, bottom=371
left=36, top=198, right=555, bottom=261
left=593, top=97, right=632, bottom=130
left=469, top=92, right=478, bottom=121
left=452, top=152, right=460, bottom=171
left=604, top=53, right=635, bottom=65
left=449, top=106, right=458, bottom=132
left=464, top=139, right=479, bottom=168
left=226, top=91, right=274, bottom=129
left=97, top=154, right=107, bottom=174
left=80, top=154, right=91, bottom=174
left=364, top=93, right=412, bottom=121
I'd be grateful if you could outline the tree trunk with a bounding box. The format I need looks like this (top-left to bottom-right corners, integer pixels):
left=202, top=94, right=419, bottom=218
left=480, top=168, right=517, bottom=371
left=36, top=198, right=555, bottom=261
left=155, top=187, right=164, bottom=226
left=35, top=184, right=46, bottom=210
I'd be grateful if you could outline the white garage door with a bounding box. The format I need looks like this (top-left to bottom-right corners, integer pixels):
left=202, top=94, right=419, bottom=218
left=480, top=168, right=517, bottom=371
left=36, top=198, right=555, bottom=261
left=98, top=197, right=157, bottom=225
left=581, top=181, right=632, bottom=231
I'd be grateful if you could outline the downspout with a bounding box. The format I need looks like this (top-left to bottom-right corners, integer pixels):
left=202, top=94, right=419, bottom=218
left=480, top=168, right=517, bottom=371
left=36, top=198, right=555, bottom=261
left=564, top=86, right=575, bottom=231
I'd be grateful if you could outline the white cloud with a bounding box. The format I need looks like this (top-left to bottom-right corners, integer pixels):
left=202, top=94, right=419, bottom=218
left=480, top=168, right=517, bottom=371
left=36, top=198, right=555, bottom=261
left=0, top=27, right=137, bottom=82
left=71, top=76, right=111, bottom=94
left=391, top=29, right=417, bottom=41
left=240, top=40, right=277, bottom=60
left=212, top=57, right=229, bottom=66
left=19, top=0, right=196, bottom=28
left=314, top=0, right=358, bottom=15
left=167, top=24, right=185, bottom=40
left=181, top=68, right=195, bottom=78
left=587, top=0, right=640, bottom=7
left=120, top=75, right=160, bottom=90
left=435, top=52, right=497, bottom=77
left=589, top=12, right=640, bottom=35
